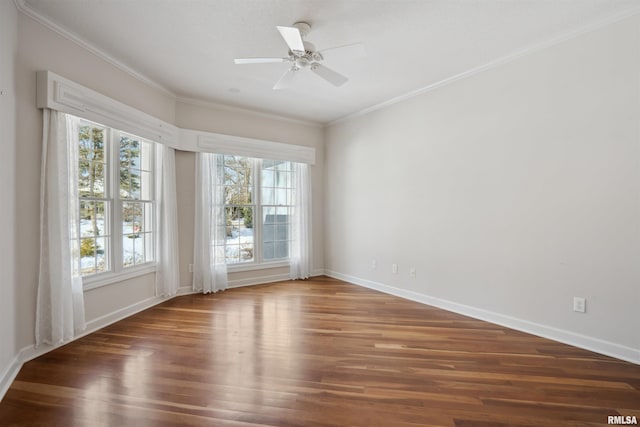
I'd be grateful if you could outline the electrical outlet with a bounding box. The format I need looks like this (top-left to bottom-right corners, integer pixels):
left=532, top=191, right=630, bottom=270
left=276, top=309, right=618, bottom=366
left=392, top=263, right=398, bottom=274
left=409, top=267, right=416, bottom=278
left=371, top=259, right=377, bottom=270
left=188, top=263, right=193, bottom=273
left=573, top=297, right=586, bottom=313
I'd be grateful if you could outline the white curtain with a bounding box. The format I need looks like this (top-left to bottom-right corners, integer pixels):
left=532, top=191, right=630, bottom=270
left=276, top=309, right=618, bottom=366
left=290, top=162, right=312, bottom=279
left=193, top=152, right=228, bottom=293
left=36, top=109, right=86, bottom=347
left=155, top=144, right=180, bottom=297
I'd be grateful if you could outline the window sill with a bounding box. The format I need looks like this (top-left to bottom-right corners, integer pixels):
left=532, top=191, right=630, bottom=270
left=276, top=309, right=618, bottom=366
left=82, top=264, right=157, bottom=291
left=226, top=260, right=290, bottom=273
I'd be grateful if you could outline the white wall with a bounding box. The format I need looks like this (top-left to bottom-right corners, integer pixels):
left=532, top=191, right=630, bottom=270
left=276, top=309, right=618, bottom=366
left=325, top=15, right=640, bottom=360
left=14, top=12, right=177, bottom=353
left=0, top=0, right=19, bottom=396
left=174, top=100, right=325, bottom=288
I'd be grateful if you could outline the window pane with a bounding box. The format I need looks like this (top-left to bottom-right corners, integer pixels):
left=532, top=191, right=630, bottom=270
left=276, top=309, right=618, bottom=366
left=261, top=168, right=274, bottom=187
left=130, top=145, right=141, bottom=169
left=263, top=242, right=275, bottom=260
left=275, top=170, right=290, bottom=188
left=276, top=207, right=289, bottom=223
left=263, top=220, right=275, bottom=243
left=263, top=207, right=276, bottom=225
left=123, top=233, right=139, bottom=267
left=80, top=201, right=107, bottom=237
left=129, top=169, right=141, bottom=199
left=80, top=237, right=97, bottom=274
left=261, top=186, right=275, bottom=205
left=79, top=161, right=106, bottom=198
left=263, top=205, right=289, bottom=261
left=275, top=241, right=288, bottom=259
left=79, top=125, right=105, bottom=161
left=122, top=202, right=143, bottom=233
left=79, top=124, right=106, bottom=203
left=275, top=188, right=289, bottom=205
left=119, top=175, right=130, bottom=199
left=80, top=236, right=107, bottom=275
left=224, top=205, right=254, bottom=264
left=120, top=135, right=141, bottom=168
left=276, top=224, right=289, bottom=242
left=122, top=201, right=153, bottom=268
left=120, top=134, right=144, bottom=200
left=224, top=156, right=252, bottom=204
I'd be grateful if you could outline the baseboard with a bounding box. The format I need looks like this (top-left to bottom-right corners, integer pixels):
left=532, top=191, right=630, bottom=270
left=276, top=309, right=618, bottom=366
left=0, top=293, right=173, bottom=402
left=0, top=353, right=23, bottom=403
left=325, top=270, right=640, bottom=365
left=227, top=268, right=325, bottom=288
left=228, top=273, right=291, bottom=288
left=16, top=294, right=171, bottom=368
left=177, top=285, right=197, bottom=295
left=311, top=268, right=325, bottom=277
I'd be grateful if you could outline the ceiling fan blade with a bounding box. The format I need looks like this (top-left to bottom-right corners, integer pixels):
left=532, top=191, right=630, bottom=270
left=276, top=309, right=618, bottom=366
left=276, top=25, right=305, bottom=54
left=310, top=63, right=348, bottom=87
left=273, top=67, right=298, bottom=90
left=319, top=43, right=366, bottom=61
left=234, top=57, right=289, bottom=65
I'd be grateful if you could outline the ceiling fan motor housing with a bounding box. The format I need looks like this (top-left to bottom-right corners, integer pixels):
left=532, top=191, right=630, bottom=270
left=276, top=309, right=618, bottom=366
left=292, top=41, right=323, bottom=67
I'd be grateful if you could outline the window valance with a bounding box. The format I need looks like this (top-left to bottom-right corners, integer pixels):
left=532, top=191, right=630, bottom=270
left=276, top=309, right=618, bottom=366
left=36, top=71, right=178, bottom=146
left=179, top=129, right=315, bottom=165
left=36, top=71, right=316, bottom=165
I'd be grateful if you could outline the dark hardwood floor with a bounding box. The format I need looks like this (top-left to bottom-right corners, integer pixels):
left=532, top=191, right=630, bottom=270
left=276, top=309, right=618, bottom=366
left=1, top=276, right=638, bottom=426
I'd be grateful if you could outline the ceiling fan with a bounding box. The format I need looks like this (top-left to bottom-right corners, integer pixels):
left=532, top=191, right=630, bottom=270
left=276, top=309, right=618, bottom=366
left=234, top=21, right=365, bottom=90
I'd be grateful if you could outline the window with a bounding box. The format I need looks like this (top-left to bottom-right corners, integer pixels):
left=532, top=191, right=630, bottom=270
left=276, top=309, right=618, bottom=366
left=219, top=155, right=294, bottom=266
left=76, top=119, right=155, bottom=282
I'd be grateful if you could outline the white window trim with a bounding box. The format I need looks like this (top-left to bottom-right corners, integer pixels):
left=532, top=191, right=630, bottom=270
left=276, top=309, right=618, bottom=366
left=221, top=156, right=294, bottom=269
left=82, top=264, right=157, bottom=290
left=226, top=260, right=289, bottom=273
left=78, top=119, right=157, bottom=289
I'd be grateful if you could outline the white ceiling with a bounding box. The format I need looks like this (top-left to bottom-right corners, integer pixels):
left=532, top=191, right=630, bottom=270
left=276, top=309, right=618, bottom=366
left=20, top=0, right=640, bottom=124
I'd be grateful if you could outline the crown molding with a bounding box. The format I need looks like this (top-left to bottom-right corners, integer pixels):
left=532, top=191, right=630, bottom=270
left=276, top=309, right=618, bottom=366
left=15, top=0, right=640, bottom=128
left=175, top=96, right=323, bottom=128
left=328, top=4, right=640, bottom=127
left=14, top=0, right=176, bottom=98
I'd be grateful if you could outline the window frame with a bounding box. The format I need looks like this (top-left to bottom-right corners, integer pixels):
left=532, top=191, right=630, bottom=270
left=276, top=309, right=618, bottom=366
left=221, top=155, right=293, bottom=272
left=78, top=119, right=157, bottom=290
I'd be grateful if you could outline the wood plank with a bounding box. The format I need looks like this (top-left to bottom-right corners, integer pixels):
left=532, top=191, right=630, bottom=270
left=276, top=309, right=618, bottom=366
left=1, top=276, right=638, bottom=426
